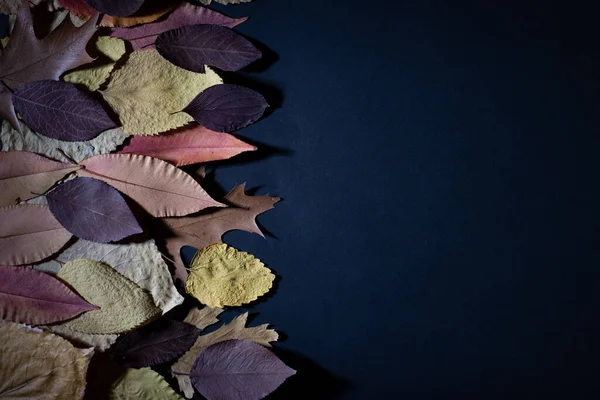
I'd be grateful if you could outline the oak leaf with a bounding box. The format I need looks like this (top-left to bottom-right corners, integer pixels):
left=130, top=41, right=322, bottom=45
left=109, top=368, right=184, bottom=400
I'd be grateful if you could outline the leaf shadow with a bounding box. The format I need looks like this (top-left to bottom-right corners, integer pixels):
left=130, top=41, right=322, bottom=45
left=205, top=136, right=293, bottom=169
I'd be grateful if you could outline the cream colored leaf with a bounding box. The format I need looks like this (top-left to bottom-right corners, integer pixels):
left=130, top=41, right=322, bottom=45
left=55, top=259, right=161, bottom=334
left=0, top=321, right=93, bottom=399
left=1, top=120, right=130, bottom=163
left=185, top=243, right=275, bottom=308
left=42, top=324, right=118, bottom=352
left=110, top=368, right=183, bottom=400
left=183, top=306, right=223, bottom=331
left=101, top=50, right=222, bottom=135
left=64, top=36, right=126, bottom=91
left=173, top=312, right=278, bottom=398
left=35, top=238, right=183, bottom=313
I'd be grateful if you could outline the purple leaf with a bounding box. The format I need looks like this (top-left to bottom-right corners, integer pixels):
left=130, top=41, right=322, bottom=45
left=83, top=0, right=145, bottom=17
left=112, top=320, right=200, bottom=368
left=191, top=340, right=296, bottom=400
left=13, top=80, right=116, bottom=142
left=111, top=3, right=247, bottom=51
left=155, top=24, right=261, bottom=73
left=183, top=84, right=268, bottom=132
left=46, top=177, right=142, bottom=243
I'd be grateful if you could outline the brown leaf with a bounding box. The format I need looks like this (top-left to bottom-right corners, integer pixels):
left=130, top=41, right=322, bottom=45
left=173, top=312, right=278, bottom=398
left=162, top=183, right=280, bottom=281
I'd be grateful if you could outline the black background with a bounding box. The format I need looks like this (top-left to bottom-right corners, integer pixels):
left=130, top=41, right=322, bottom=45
left=4, top=0, right=600, bottom=399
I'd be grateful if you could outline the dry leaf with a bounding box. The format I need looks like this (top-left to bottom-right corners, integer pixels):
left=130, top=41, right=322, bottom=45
left=173, top=312, right=278, bottom=398
left=0, top=0, right=19, bottom=14
left=186, top=244, right=275, bottom=308
left=34, top=238, right=183, bottom=313
left=55, top=259, right=161, bottom=334
left=42, top=324, right=118, bottom=352
left=184, top=306, right=223, bottom=331
left=109, top=368, right=183, bottom=400
left=0, top=321, right=93, bottom=399
left=64, top=36, right=126, bottom=91
left=0, top=120, right=130, bottom=163
left=163, top=183, right=280, bottom=281
left=101, top=49, right=222, bottom=135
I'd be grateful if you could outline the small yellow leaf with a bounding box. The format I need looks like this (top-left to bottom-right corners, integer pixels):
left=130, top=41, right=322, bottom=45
left=185, top=243, right=275, bottom=308
left=56, top=259, right=161, bottom=334
left=109, top=368, right=183, bottom=400
left=102, top=50, right=222, bottom=135
left=64, top=36, right=126, bottom=91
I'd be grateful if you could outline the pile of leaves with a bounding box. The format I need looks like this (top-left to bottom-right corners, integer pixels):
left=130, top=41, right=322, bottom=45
left=0, top=0, right=295, bottom=399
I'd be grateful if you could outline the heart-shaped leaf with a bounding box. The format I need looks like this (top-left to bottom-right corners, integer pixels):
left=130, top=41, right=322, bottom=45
left=190, top=340, right=295, bottom=400
left=77, top=154, right=223, bottom=217
left=13, top=80, right=117, bottom=142
left=183, top=84, right=268, bottom=132
left=0, top=266, right=98, bottom=325
left=83, top=0, right=145, bottom=17
left=46, top=177, right=143, bottom=243
left=155, top=24, right=261, bottom=73
left=0, top=205, right=72, bottom=266
left=0, top=151, right=80, bottom=206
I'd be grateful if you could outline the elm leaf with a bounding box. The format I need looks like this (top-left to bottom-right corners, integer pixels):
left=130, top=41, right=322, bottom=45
left=46, top=177, right=143, bottom=243
left=190, top=340, right=295, bottom=400
left=155, top=24, right=261, bottom=73
left=183, top=84, right=268, bottom=132
left=13, top=80, right=117, bottom=142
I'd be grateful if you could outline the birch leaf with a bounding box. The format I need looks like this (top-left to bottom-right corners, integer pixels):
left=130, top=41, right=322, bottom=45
left=101, top=49, right=222, bottom=135
left=55, top=259, right=161, bottom=334
left=34, top=238, right=183, bottom=313
left=0, top=321, right=93, bottom=399
left=109, top=368, right=183, bottom=400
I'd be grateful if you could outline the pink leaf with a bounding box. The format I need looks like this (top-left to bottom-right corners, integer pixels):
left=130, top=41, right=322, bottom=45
left=118, top=126, right=256, bottom=167
left=0, top=205, right=72, bottom=266
left=77, top=154, right=224, bottom=217
left=0, top=151, right=80, bottom=206
left=111, top=3, right=247, bottom=50
left=0, top=266, right=98, bottom=325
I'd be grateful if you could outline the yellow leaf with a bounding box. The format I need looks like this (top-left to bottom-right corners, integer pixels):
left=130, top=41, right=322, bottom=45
left=109, top=368, right=183, bottom=400
left=183, top=306, right=223, bottom=330
left=0, top=321, right=93, bottom=399
left=55, top=259, right=161, bottom=334
left=64, top=36, right=126, bottom=92
left=185, top=243, right=275, bottom=308
left=101, top=50, right=222, bottom=135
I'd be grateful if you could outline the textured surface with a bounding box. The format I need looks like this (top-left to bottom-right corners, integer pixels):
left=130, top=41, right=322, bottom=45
left=109, top=368, right=183, bottom=400
left=46, top=177, right=142, bottom=243
left=190, top=340, right=295, bottom=400
left=44, top=324, right=118, bottom=352
left=0, top=321, right=93, bottom=399
left=13, top=80, right=117, bottom=141
left=183, top=84, right=267, bottom=132
left=156, top=24, right=260, bottom=73
left=118, top=125, right=256, bottom=166
left=111, top=3, right=246, bottom=50
left=0, top=151, right=79, bottom=206
left=78, top=154, right=223, bottom=217
left=0, top=265, right=96, bottom=325
left=0, top=204, right=72, bottom=265
left=101, top=50, right=222, bottom=135
left=56, top=259, right=161, bottom=334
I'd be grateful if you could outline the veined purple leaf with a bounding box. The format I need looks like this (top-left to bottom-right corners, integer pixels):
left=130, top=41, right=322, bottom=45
left=111, top=3, right=247, bottom=50
left=46, top=177, right=142, bottom=243
left=13, top=80, right=117, bottom=142
left=112, top=320, right=200, bottom=368
left=83, top=0, right=145, bottom=17
left=0, top=266, right=98, bottom=325
left=155, top=24, right=261, bottom=73
left=191, top=340, right=296, bottom=400
left=183, top=84, right=268, bottom=132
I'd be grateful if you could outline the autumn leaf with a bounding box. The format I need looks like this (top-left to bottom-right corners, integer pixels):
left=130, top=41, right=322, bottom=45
left=55, top=259, right=161, bottom=334
left=173, top=311, right=278, bottom=398
left=0, top=321, right=93, bottom=399
left=118, top=125, right=256, bottom=166
left=0, top=204, right=72, bottom=265
left=0, top=266, right=97, bottom=325
left=83, top=0, right=144, bottom=17
left=101, top=49, right=222, bottom=135
left=109, top=368, right=184, bottom=400
left=78, top=154, right=224, bottom=217
left=0, top=151, right=79, bottom=206
left=0, top=0, right=19, bottom=14
left=184, top=306, right=223, bottom=331
left=0, top=0, right=97, bottom=131
left=43, top=324, right=119, bottom=352
left=111, top=2, right=247, bottom=50
left=162, top=183, right=280, bottom=281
